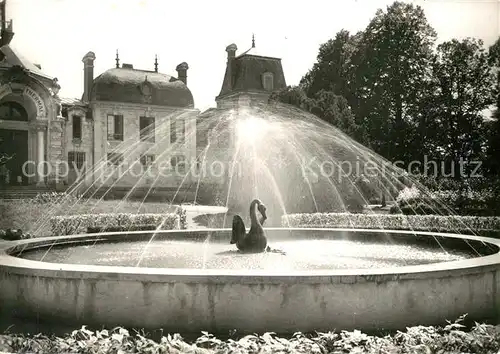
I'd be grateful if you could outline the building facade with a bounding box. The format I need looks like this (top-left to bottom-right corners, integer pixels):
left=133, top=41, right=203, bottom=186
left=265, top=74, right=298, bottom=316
left=0, top=0, right=288, bottom=202
left=0, top=3, right=199, bottom=193
left=61, top=52, right=198, bottom=193
left=0, top=14, right=64, bottom=188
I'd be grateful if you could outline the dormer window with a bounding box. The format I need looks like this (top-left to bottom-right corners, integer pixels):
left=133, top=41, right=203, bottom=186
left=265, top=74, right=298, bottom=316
left=262, top=72, right=274, bottom=91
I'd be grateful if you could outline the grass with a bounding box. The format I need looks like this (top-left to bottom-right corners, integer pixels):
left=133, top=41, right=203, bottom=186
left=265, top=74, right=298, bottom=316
left=1, top=315, right=500, bottom=353
left=0, top=199, right=179, bottom=237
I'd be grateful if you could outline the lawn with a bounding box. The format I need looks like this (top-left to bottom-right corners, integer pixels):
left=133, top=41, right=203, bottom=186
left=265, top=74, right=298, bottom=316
left=0, top=198, right=179, bottom=237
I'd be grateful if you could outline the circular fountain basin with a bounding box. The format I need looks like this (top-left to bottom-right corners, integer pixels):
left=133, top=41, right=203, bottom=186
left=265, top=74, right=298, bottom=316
left=0, top=228, right=499, bottom=334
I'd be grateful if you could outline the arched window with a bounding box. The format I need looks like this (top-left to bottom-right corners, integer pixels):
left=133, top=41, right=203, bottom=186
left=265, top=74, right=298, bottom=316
left=0, top=102, right=28, bottom=121
left=262, top=72, right=274, bottom=91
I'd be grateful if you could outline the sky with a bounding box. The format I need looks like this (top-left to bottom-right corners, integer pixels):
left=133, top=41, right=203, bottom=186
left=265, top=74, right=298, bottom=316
left=6, top=0, right=500, bottom=111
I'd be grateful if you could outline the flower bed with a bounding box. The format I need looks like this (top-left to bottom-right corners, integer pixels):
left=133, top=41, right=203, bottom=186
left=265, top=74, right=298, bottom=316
left=282, top=212, right=500, bottom=232
left=50, top=213, right=181, bottom=236
left=1, top=316, right=500, bottom=353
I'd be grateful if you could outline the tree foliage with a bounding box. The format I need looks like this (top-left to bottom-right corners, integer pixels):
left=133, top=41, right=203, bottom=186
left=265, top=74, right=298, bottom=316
left=300, top=29, right=362, bottom=103
left=485, top=37, right=500, bottom=177
left=429, top=38, right=494, bottom=175
left=351, top=1, right=437, bottom=162
left=282, top=0, right=498, bottom=184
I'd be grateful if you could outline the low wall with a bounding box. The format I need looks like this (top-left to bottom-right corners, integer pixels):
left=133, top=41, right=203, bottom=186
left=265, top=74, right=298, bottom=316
left=0, top=229, right=500, bottom=334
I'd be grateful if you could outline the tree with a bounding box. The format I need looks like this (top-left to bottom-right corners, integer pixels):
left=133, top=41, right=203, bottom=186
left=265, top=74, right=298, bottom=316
left=300, top=30, right=363, bottom=104
left=352, top=1, right=438, bottom=163
left=485, top=37, right=500, bottom=177
left=485, top=118, right=500, bottom=176
left=269, top=85, right=313, bottom=110
left=430, top=38, right=494, bottom=178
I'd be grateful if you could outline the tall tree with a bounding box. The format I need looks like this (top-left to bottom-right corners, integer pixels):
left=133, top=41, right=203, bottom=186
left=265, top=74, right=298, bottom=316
left=352, top=1, right=437, bottom=163
left=485, top=37, right=500, bottom=177
left=300, top=30, right=363, bottom=105
left=430, top=38, right=494, bottom=178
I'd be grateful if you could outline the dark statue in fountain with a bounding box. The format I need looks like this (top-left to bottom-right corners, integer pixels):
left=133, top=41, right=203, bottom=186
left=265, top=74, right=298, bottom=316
left=231, top=199, right=286, bottom=255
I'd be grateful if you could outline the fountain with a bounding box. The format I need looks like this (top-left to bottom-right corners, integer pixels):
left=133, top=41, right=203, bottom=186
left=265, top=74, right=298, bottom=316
left=1, top=102, right=499, bottom=334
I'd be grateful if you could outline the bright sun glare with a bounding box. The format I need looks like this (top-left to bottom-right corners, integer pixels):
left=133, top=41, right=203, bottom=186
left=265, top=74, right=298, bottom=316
left=235, top=116, right=271, bottom=144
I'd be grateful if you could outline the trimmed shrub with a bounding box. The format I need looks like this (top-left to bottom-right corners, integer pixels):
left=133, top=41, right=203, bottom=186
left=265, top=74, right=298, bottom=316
left=87, top=225, right=158, bottom=233
left=282, top=212, right=500, bottom=232
left=31, top=191, right=80, bottom=205
left=390, top=186, right=495, bottom=216
left=50, top=213, right=180, bottom=236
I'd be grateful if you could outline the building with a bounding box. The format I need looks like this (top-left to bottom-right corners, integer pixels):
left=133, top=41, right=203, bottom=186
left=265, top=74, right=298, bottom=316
left=0, top=0, right=289, bottom=203
left=0, top=2, right=62, bottom=188
left=0, top=1, right=198, bottom=196
left=61, top=52, right=198, bottom=194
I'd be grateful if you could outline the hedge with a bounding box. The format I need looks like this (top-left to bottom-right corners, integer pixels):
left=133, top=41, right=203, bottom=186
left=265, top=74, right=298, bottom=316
left=282, top=212, right=500, bottom=232
left=390, top=185, right=496, bottom=216
left=50, top=213, right=181, bottom=236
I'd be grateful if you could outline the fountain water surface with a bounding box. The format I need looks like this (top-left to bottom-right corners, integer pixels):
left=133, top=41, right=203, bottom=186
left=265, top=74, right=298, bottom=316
left=19, top=237, right=471, bottom=270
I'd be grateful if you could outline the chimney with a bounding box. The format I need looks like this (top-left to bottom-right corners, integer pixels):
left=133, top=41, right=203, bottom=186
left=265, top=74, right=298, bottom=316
left=176, top=62, right=189, bottom=85
left=226, top=43, right=237, bottom=60
left=224, top=44, right=237, bottom=91
left=122, top=63, right=133, bottom=69
left=82, top=51, right=96, bottom=103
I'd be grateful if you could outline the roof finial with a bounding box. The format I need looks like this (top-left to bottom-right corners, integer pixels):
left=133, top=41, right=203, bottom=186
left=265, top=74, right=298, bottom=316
left=252, top=33, right=255, bottom=48
left=154, top=54, right=158, bottom=73
left=115, top=49, right=120, bottom=68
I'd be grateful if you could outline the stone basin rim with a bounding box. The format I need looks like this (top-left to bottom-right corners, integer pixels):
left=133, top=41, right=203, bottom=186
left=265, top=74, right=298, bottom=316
left=0, top=227, right=499, bottom=282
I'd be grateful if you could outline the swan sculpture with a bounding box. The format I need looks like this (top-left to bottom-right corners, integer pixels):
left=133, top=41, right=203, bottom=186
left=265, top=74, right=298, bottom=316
left=231, top=199, right=286, bottom=254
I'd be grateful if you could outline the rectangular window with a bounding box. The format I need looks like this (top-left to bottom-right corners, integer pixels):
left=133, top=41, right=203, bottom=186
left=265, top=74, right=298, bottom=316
left=170, top=119, right=177, bottom=143
left=139, top=116, right=155, bottom=142
left=67, top=151, right=85, bottom=169
left=140, top=154, right=155, bottom=167
left=170, top=155, right=186, bottom=173
left=72, top=116, right=82, bottom=140
left=107, top=114, right=124, bottom=141
left=107, top=152, right=123, bottom=166
left=178, top=119, right=185, bottom=143
left=262, top=72, right=274, bottom=91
